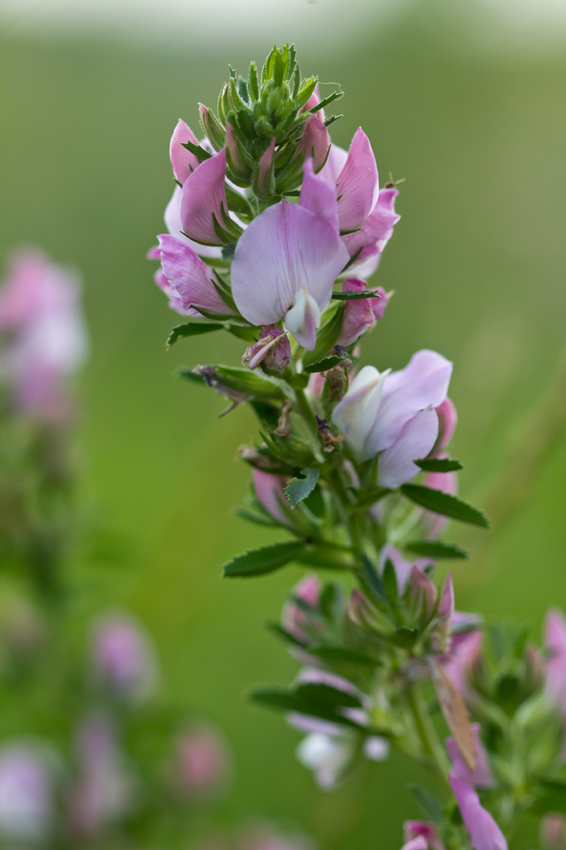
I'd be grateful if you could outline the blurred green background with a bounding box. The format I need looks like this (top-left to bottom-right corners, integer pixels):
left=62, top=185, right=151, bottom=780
left=1, top=2, right=565, bottom=846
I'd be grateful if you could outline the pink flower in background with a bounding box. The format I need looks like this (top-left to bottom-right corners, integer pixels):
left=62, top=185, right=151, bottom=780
left=173, top=723, right=232, bottom=799
left=441, top=612, right=483, bottom=699
left=91, top=611, right=158, bottom=703
left=69, top=714, right=134, bottom=837
left=0, top=743, right=55, bottom=841
left=332, top=350, right=452, bottom=487
left=231, top=159, right=349, bottom=349
left=401, top=838, right=428, bottom=850
left=446, top=724, right=494, bottom=789
left=236, top=822, right=316, bottom=850
left=403, top=822, right=445, bottom=850
left=545, top=609, right=566, bottom=709
left=0, top=249, right=88, bottom=420
left=450, top=775, right=507, bottom=850
left=378, top=545, right=433, bottom=594
left=541, top=814, right=566, bottom=849
left=283, top=575, right=322, bottom=643
left=337, top=279, right=389, bottom=347
left=253, top=469, right=290, bottom=525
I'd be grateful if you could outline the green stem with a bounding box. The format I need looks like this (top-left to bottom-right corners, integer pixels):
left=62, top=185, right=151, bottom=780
left=406, top=683, right=451, bottom=791
left=294, top=387, right=324, bottom=457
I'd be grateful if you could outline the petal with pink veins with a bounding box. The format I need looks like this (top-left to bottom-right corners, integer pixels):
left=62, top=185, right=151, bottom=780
left=157, top=235, right=235, bottom=317
left=180, top=149, right=228, bottom=246
left=335, top=128, right=379, bottom=232
left=170, top=119, right=200, bottom=186
left=377, top=407, right=439, bottom=488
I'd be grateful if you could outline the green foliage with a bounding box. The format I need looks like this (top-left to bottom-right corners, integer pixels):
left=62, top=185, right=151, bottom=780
left=302, top=304, right=345, bottom=367
left=404, top=540, right=468, bottom=559
left=222, top=540, right=305, bottom=578
left=284, top=468, right=320, bottom=508
left=166, top=321, right=224, bottom=347
left=303, top=354, right=346, bottom=373
left=415, top=457, right=463, bottom=472
left=401, top=484, right=490, bottom=528
left=332, top=289, right=380, bottom=301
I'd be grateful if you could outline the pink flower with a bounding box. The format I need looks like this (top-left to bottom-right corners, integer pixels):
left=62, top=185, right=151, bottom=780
left=242, top=325, right=291, bottom=371
left=69, top=714, right=134, bottom=837
left=450, top=775, right=507, bottom=850
left=169, top=118, right=201, bottom=185
left=231, top=160, right=349, bottom=349
left=403, top=822, right=445, bottom=850
left=0, top=743, right=54, bottom=840
left=431, top=398, right=457, bottom=456
left=91, top=611, right=158, bottom=703
left=401, top=839, right=428, bottom=850
left=318, top=132, right=400, bottom=275
left=296, top=115, right=330, bottom=173
left=337, top=279, right=389, bottom=347
left=332, top=350, right=452, bottom=487
left=545, top=609, right=566, bottom=708
left=446, top=724, right=494, bottom=788
left=173, top=723, right=231, bottom=799
left=0, top=249, right=87, bottom=420
left=283, top=575, right=322, bottom=643
left=180, top=148, right=232, bottom=246
left=541, top=814, right=566, bottom=849
left=253, top=470, right=290, bottom=524
left=441, top=612, right=483, bottom=698
left=154, top=235, right=236, bottom=318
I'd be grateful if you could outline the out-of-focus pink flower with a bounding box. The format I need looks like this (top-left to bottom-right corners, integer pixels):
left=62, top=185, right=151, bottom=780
left=173, top=723, right=231, bottom=800
left=441, top=612, right=483, bottom=699
left=337, top=279, right=389, bottom=347
left=446, top=724, right=494, bottom=789
left=69, top=714, right=134, bottom=838
left=332, top=351, right=452, bottom=487
left=541, top=813, right=566, bottom=849
left=154, top=235, right=236, bottom=318
left=545, top=609, right=566, bottom=708
left=242, top=325, right=291, bottom=371
left=431, top=398, right=457, bottom=457
left=253, top=470, right=290, bottom=525
left=296, top=732, right=354, bottom=790
left=422, top=459, right=458, bottom=538
left=283, top=575, right=322, bottom=643
left=401, top=838, right=428, bottom=850
left=231, top=160, right=349, bottom=350
left=0, top=742, right=54, bottom=840
left=404, top=822, right=445, bottom=850
left=0, top=249, right=88, bottom=420
left=379, top=545, right=434, bottom=594
left=91, top=611, right=158, bottom=703
left=450, top=775, right=507, bottom=850
left=236, top=822, right=316, bottom=850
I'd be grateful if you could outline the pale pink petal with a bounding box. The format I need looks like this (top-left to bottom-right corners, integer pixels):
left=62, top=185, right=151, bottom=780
left=257, top=138, right=276, bottom=194
left=343, top=187, right=400, bottom=260
left=164, top=187, right=222, bottom=259
left=231, top=201, right=348, bottom=329
left=253, top=470, right=290, bottom=525
left=180, top=149, right=228, bottom=246
left=401, top=838, right=428, bottom=850
left=299, top=159, right=340, bottom=236
left=450, top=776, right=507, bottom=850
left=335, top=128, right=379, bottom=232
left=432, top=398, right=458, bottom=454
left=337, top=279, right=388, bottom=347
left=545, top=609, right=566, bottom=707
left=157, top=235, right=235, bottom=316
left=367, top=350, right=452, bottom=455
left=170, top=119, right=200, bottom=185
left=377, top=408, right=439, bottom=488
left=318, top=143, right=348, bottom=188
left=404, top=822, right=445, bottom=850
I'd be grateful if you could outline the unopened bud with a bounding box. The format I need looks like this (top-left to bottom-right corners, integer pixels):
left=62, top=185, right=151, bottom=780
left=542, top=814, right=566, bottom=850
left=337, top=280, right=389, bottom=348
left=198, top=103, right=226, bottom=152
left=253, top=469, right=290, bottom=525
left=283, top=576, right=322, bottom=643
left=430, top=397, right=457, bottom=457
left=242, top=325, right=291, bottom=371
left=295, top=115, right=330, bottom=173
left=348, top=589, right=393, bottom=637
left=91, top=612, right=158, bottom=704
left=409, top=567, right=437, bottom=627
left=0, top=743, right=55, bottom=841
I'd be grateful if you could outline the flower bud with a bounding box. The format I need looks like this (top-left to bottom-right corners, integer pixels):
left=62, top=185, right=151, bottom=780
left=409, top=566, right=437, bottom=627
left=173, top=723, right=232, bottom=800
left=295, top=115, right=330, bottom=173
left=253, top=138, right=276, bottom=199
left=90, top=611, right=158, bottom=704
left=242, top=325, right=291, bottom=371
left=253, top=469, right=290, bottom=524
left=283, top=576, right=322, bottom=643
left=348, top=588, right=394, bottom=637
left=449, top=775, right=507, bottom=850
left=541, top=814, right=566, bottom=850
left=431, top=397, right=457, bottom=456
left=403, top=822, right=444, bottom=850
left=337, top=279, right=389, bottom=347
left=0, top=742, right=54, bottom=841
left=198, top=103, right=226, bottom=152
left=545, top=608, right=566, bottom=708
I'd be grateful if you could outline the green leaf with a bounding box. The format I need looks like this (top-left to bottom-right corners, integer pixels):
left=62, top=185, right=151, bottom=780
left=392, top=626, right=418, bottom=647
left=250, top=688, right=365, bottom=730
left=223, top=540, right=305, bottom=578
left=214, top=365, right=291, bottom=399
left=404, top=541, right=468, bottom=560
left=361, top=554, right=387, bottom=604
left=266, top=622, right=308, bottom=648
left=409, top=784, right=444, bottom=824
left=302, top=304, right=345, bottom=366
left=332, top=289, right=380, bottom=301
left=178, top=367, right=205, bottom=386
left=234, top=507, right=280, bottom=528
left=307, top=646, right=379, bottom=668
left=181, top=139, right=212, bottom=161
left=383, top=559, right=398, bottom=605
left=401, top=484, right=490, bottom=528
left=288, top=372, right=309, bottom=390
left=309, top=90, right=344, bottom=113
left=303, top=485, right=325, bottom=519
left=351, top=487, right=391, bottom=512
left=166, top=321, right=224, bottom=347
left=285, top=468, right=320, bottom=508
left=415, top=458, right=463, bottom=472
left=295, top=682, right=362, bottom=708
left=303, top=355, right=345, bottom=373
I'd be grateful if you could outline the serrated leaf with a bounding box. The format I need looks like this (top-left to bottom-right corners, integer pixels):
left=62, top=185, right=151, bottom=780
left=223, top=540, right=305, bottom=578
left=214, top=365, right=291, bottom=399
left=415, top=458, right=463, bottom=472
left=332, top=289, right=380, bottom=301
left=404, top=541, right=468, bottom=560
left=181, top=139, right=212, bottom=161
left=302, top=304, right=345, bottom=366
left=409, top=784, right=444, bottom=824
left=303, top=355, right=345, bottom=373
left=401, top=484, right=490, bottom=528
left=309, top=90, right=344, bottom=113
left=285, top=468, right=320, bottom=508
left=167, top=321, right=224, bottom=347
